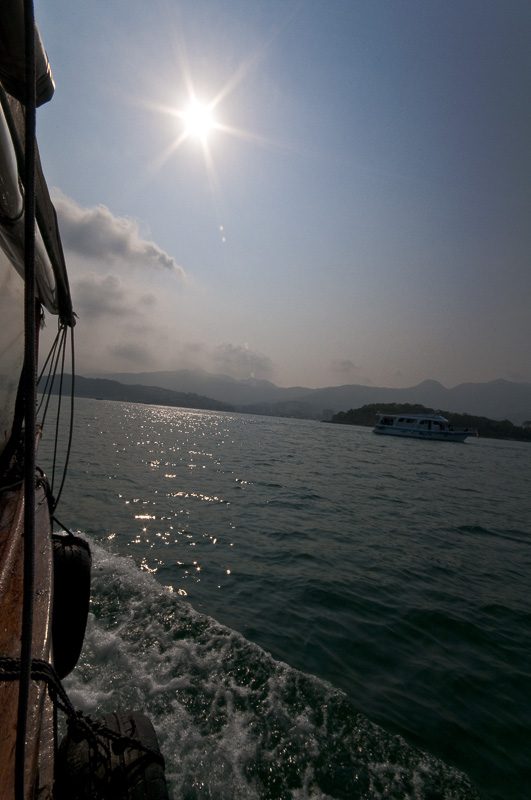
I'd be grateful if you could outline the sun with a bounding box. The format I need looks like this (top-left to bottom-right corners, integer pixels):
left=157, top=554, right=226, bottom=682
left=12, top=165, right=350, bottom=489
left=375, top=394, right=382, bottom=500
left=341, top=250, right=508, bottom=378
left=181, top=101, right=215, bottom=141
left=150, top=67, right=276, bottom=174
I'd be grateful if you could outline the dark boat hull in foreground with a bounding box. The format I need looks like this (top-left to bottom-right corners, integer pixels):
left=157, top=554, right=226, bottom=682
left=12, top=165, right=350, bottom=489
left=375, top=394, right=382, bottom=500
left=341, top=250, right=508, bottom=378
left=0, top=3, right=168, bottom=797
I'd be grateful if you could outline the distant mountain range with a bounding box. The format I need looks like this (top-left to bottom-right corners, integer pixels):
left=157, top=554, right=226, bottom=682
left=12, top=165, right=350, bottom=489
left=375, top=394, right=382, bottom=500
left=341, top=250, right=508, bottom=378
left=85, top=369, right=531, bottom=425
left=43, top=374, right=233, bottom=413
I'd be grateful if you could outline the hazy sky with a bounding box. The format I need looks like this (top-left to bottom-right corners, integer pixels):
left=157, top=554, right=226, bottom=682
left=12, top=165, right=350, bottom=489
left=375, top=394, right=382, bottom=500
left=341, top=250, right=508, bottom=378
left=35, top=0, right=531, bottom=389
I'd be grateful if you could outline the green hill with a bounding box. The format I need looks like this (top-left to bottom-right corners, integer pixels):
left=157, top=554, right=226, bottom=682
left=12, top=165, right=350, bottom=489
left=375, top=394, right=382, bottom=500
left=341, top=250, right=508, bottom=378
left=330, top=403, right=531, bottom=442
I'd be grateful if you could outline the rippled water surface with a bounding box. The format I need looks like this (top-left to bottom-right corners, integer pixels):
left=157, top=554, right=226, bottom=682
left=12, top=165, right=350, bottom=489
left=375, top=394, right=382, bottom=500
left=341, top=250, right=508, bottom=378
left=40, top=399, right=531, bottom=800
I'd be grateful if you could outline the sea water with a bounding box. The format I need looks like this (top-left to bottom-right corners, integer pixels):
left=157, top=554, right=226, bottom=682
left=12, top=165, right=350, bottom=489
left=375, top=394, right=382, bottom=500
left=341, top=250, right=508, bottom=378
left=38, top=398, right=531, bottom=800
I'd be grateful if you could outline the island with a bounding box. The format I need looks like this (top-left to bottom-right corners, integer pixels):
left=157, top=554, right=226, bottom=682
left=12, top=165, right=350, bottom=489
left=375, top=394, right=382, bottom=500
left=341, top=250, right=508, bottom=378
left=330, top=403, right=531, bottom=442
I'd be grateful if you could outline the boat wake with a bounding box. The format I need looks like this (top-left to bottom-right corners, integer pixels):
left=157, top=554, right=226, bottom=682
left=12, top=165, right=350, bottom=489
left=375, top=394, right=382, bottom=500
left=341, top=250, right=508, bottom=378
left=64, top=538, right=479, bottom=800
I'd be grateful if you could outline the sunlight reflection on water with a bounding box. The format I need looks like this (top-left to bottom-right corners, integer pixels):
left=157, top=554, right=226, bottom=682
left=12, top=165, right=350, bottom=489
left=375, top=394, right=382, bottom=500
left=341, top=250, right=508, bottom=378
left=39, top=398, right=531, bottom=800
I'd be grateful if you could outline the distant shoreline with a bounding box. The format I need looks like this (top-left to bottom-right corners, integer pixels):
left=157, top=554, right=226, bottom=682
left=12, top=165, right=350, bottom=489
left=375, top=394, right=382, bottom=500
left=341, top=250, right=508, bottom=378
left=41, top=375, right=531, bottom=436
left=330, top=403, right=531, bottom=442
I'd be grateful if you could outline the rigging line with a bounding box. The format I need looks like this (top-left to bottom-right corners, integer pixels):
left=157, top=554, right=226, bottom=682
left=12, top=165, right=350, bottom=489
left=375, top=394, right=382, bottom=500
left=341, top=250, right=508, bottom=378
left=36, top=321, right=63, bottom=416
left=50, top=324, right=68, bottom=498
left=37, top=322, right=67, bottom=491
left=51, top=324, right=75, bottom=511
left=38, top=322, right=66, bottom=430
left=16, top=1, right=37, bottom=798
left=47, top=326, right=67, bottom=488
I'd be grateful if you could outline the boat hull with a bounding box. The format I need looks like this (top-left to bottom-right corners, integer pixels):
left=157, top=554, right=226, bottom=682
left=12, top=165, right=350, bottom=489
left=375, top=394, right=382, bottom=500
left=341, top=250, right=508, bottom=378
left=373, top=425, right=472, bottom=442
left=0, top=473, right=55, bottom=800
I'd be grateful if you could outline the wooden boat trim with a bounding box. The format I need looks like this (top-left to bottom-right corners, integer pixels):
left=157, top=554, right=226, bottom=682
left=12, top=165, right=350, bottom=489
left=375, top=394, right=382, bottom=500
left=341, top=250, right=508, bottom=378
left=0, top=464, right=54, bottom=799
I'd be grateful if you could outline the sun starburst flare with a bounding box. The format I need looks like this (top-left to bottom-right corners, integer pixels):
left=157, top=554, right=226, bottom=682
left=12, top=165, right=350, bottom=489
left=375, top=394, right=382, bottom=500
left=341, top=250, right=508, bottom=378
left=181, top=101, right=215, bottom=141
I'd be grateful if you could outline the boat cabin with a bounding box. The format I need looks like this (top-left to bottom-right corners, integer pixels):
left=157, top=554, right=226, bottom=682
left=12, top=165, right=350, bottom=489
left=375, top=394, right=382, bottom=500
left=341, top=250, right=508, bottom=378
left=373, top=413, right=476, bottom=441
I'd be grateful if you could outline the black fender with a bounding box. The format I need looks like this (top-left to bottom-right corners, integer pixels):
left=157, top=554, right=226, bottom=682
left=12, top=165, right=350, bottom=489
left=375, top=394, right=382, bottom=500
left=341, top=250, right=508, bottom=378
left=52, top=533, right=91, bottom=679
left=55, top=710, right=169, bottom=800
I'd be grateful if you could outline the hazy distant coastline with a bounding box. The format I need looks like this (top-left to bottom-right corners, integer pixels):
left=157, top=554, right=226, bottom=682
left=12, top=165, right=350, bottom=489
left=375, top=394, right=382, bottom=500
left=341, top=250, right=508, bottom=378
left=42, top=375, right=234, bottom=413
left=44, top=370, right=531, bottom=426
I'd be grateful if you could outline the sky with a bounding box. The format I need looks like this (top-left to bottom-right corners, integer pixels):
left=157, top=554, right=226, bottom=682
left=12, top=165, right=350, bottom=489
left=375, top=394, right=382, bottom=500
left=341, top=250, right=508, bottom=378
left=34, top=0, right=531, bottom=390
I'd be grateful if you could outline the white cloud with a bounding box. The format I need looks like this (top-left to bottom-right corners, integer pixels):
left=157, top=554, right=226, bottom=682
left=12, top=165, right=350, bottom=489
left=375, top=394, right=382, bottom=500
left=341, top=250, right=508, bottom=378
left=73, top=273, right=129, bottom=318
left=52, top=190, right=186, bottom=277
left=44, top=192, right=279, bottom=382
left=210, top=342, right=274, bottom=380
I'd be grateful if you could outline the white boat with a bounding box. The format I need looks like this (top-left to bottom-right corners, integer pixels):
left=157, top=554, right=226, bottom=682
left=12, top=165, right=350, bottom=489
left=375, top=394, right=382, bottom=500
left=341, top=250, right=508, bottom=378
left=373, top=413, right=477, bottom=442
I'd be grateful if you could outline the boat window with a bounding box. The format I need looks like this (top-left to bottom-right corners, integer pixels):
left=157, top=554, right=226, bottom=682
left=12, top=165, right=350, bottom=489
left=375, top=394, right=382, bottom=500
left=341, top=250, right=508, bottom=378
left=405, top=418, right=415, bottom=423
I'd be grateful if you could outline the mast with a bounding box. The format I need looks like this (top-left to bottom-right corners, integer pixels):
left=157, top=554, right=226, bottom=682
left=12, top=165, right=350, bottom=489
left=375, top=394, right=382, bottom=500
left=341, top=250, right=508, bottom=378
left=15, top=2, right=37, bottom=797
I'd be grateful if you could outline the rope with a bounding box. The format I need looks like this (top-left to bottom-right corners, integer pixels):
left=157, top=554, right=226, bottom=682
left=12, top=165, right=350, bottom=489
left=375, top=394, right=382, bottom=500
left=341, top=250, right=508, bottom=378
left=0, top=657, right=166, bottom=769
left=52, top=325, right=75, bottom=510
left=37, top=322, right=65, bottom=418
left=51, top=515, right=76, bottom=537
left=36, top=320, right=76, bottom=513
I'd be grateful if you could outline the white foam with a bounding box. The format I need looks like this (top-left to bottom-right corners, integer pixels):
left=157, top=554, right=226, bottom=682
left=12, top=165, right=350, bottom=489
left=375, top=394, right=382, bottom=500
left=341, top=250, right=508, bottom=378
left=61, top=536, right=478, bottom=800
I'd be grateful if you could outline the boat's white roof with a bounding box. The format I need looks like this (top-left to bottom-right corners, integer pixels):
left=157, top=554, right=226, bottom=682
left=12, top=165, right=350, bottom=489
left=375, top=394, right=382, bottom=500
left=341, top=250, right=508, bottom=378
left=377, top=413, right=448, bottom=422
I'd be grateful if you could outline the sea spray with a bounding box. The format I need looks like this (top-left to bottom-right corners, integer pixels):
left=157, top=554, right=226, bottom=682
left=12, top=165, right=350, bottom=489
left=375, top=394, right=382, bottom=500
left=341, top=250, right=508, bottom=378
left=64, top=539, right=479, bottom=800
